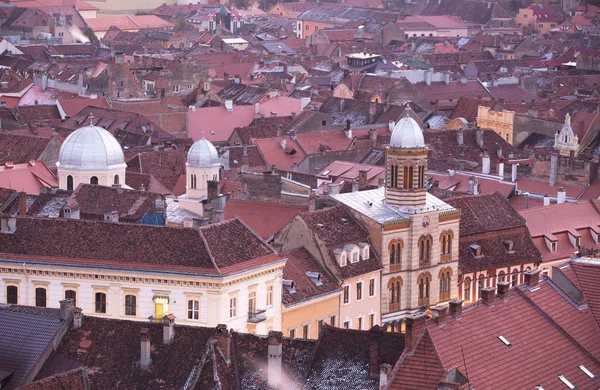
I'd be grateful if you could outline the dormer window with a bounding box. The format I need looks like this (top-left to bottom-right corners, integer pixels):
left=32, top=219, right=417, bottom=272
left=359, top=242, right=369, bottom=260
left=341, top=253, right=347, bottom=266
left=352, top=251, right=358, bottom=263
left=470, top=244, right=483, bottom=258
left=334, top=249, right=346, bottom=267
left=551, top=242, right=557, bottom=253
left=503, top=240, right=515, bottom=253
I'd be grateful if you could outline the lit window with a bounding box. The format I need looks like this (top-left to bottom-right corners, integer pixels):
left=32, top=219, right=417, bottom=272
left=125, top=295, right=137, bottom=316
left=188, top=300, right=199, bottom=320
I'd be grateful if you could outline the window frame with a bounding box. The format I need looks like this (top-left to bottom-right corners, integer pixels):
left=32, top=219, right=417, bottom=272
left=125, top=294, right=137, bottom=316
left=188, top=299, right=200, bottom=320
left=95, top=291, right=107, bottom=314
left=369, top=278, right=376, bottom=297
left=6, top=284, right=18, bottom=304
left=35, top=287, right=47, bottom=307
left=229, top=296, right=237, bottom=318
left=343, top=285, right=350, bottom=304
left=356, top=281, right=363, bottom=301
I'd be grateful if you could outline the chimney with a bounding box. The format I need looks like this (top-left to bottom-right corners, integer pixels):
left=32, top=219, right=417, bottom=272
left=557, top=187, right=566, bottom=204
left=405, top=312, right=427, bottom=352
left=352, top=180, right=359, bottom=192
left=543, top=193, right=550, bottom=206
left=497, top=281, right=510, bottom=300
left=328, top=183, right=340, bottom=195
left=215, top=324, right=231, bottom=361
left=104, top=210, right=119, bottom=223
left=234, top=74, right=240, bottom=84
left=59, top=299, right=74, bottom=322
left=140, top=328, right=151, bottom=370
left=448, top=299, right=464, bottom=319
left=368, top=326, right=384, bottom=379
left=475, top=129, right=484, bottom=149
left=425, top=68, right=432, bottom=86
left=481, top=287, right=496, bottom=306
left=225, top=99, right=233, bottom=111
left=267, top=331, right=283, bottom=389
left=457, top=129, right=464, bottom=146
left=369, top=101, right=376, bottom=123
left=549, top=153, right=558, bottom=187
left=431, top=304, right=448, bottom=326
left=207, top=180, right=220, bottom=199
left=163, top=314, right=175, bottom=345
left=358, top=170, right=368, bottom=187
left=497, top=158, right=505, bottom=179
left=344, top=120, right=352, bottom=139
left=481, top=151, right=490, bottom=175
left=309, top=190, right=316, bottom=211
left=72, top=307, right=83, bottom=328
left=18, top=191, right=26, bottom=215
left=379, top=364, right=392, bottom=388
left=468, top=176, right=479, bottom=195
left=444, top=72, right=450, bottom=85
left=280, top=137, right=287, bottom=150
left=511, top=163, right=518, bottom=182
left=241, top=145, right=249, bottom=173
left=369, top=128, right=377, bottom=147
left=524, top=270, right=540, bottom=289
left=378, top=177, right=385, bottom=188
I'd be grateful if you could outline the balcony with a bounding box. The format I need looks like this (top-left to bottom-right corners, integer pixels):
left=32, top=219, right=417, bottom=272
left=247, top=309, right=267, bottom=323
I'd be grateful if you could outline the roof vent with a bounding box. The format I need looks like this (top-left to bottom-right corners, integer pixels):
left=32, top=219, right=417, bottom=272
left=306, top=271, right=323, bottom=286
left=502, top=240, right=515, bottom=253
left=470, top=244, right=483, bottom=258
left=558, top=375, right=576, bottom=390
left=283, top=279, right=296, bottom=294
left=579, top=365, right=597, bottom=381
left=340, top=218, right=347, bottom=224
left=498, top=335, right=511, bottom=348
left=316, top=223, right=324, bottom=230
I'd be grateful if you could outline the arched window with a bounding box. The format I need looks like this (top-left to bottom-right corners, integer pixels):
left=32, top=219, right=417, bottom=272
left=417, top=273, right=431, bottom=306
left=391, top=165, right=398, bottom=188
left=188, top=299, right=199, bottom=320
left=67, top=175, right=73, bottom=191
left=439, top=268, right=452, bottom=301
left=511, top=269, right=519, bottom=287
left=35, top=287, right=47, bottom=307
left=498, top=271, right=506, bottom=282
left=125, top=295, right=136, bottom=316
left=113, top=175, right=119, bottom=185
left=440, top=231, right=453, bottom=262
left=418, top=165, right=425, bottom=188
left=95, top=292, right=107, bottom=313
left=419, top=235, right=432, bottom=267
left=403, top=166, right=409, bottom=189
left=408, top=166, right=414, bottom=189
left=463, top=277, right=471, bottom=301
left=477, top=274, right=485, bottom=300
left=388, top=277, right=402, bottom=312
left=90, top=176, right=98, bottom=185
left=65, top=290, right=76, bottom=307
left=389, top=239, right=403, bottom=272
left=6, top=285, right=17, bottom=304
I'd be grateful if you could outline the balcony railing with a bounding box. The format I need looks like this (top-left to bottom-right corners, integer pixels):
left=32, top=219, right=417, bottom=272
left=248, top=309, right=267, bottom=323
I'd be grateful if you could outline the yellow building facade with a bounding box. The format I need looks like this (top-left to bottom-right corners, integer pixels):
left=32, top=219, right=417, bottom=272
left=476, top=105, right=515, bottom=145
left=282, top=292, right=340, bottom=339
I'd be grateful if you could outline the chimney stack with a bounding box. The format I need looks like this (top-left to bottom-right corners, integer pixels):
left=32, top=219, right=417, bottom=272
left=481, top=151, right=491, bottom=175
left=207, top=180, right=220, bottom=199
left=431, top=304, right=448, bottom=326
left=241, top=145, right=249, bottom=173
left=481, top=287, right=496, bottom=307
left=140, top=328, right=151, bottom=370
left=378, top=178, right=385, bottom=188
left=405, top=312, right=427, bottom=352
left=448, top=299, right=464, bottom=319
left=497, top=281, right=510, bottom=300
left=475, top=129, right=484, bottom=149
left=72, top=307, right=82, bottom=328
left=162, top=314, right=175, bottom=345
left=524, top=270, right=541, bottom=289
left=379, top=364, right=392, bottom=388
left=18, top=191, right=26, bottom=215
left=268, top=331, right=283, bottom=389
left=59, top=299, right=74, bottom=322
left=557, top=187, right=566, bottom=204
left=497, top=158, right=505, bottom=179
left=511, top=163, right=518, bottom=182
left=368, top=325, right=384, bottom=379
left=352, top=180, right=359, bottom=192
left=215, top=324, right=231, bottom=362
left=280, top=137, right=287, bottom=150
left=327, top=183, right=340, bottom=195
left=358, top=170, right=368, bottom=188
left=549, top=153, right=558, bottom=187
left=543, top=193, right=550, bottom=206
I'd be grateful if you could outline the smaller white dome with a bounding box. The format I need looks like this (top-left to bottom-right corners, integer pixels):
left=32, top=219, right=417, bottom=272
left=188, top=138, right=220, bottom=167
left=390, top=116, right=426, bottom=149
left=58, top=125, right=125, bottom=170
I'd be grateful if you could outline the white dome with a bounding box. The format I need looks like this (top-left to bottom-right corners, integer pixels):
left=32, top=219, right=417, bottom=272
left=390, top=116, right=426, bottom=149
left=58, top=125, right=125, bottom=170
left=187, top=138, right=220, bottom=167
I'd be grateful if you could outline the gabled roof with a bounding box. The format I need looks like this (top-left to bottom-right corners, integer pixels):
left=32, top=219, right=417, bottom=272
left=0, top=160, right=58, bottom=195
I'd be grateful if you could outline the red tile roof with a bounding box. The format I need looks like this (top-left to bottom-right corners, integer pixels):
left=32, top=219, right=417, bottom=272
left=282, top=248, right=340, bottom=305
left=0, top=161, right=57, bottom=195
left=224, top=199, right=308, bottom=239
left=253, top=136, right=306, bottom=172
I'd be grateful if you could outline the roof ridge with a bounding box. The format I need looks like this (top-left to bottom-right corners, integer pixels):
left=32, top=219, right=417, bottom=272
left=198, top=228, right=220, bottom=275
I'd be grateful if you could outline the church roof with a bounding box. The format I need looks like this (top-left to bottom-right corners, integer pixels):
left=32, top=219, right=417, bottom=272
left=58, top=124, right=125, bottom=170
left=390, top=116, right=426, bottom=149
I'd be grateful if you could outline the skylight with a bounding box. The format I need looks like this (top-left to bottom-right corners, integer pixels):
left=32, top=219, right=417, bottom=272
left=498, top=335, right=512, bottom=347
left=535, top=386, right=545, bottom=390
left=579, top=365, right=597, bottom=380
left=558, top=375, right=576, bottom=389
